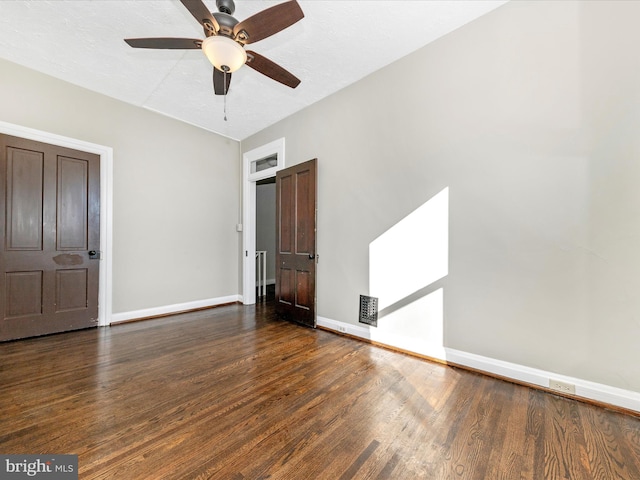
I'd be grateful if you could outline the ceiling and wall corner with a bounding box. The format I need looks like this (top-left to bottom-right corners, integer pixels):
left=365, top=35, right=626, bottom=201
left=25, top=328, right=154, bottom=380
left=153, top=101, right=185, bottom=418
left=0, top=1, right=508, bottom=141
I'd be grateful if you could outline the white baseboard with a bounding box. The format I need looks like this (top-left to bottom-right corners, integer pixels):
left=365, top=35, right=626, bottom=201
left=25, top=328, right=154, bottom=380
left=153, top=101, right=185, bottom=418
left=318, top=316, right=370, bottom=337
left=444, top=349, right=640, bottom=413
left=317, top=316, right=640, bottom=414
left=110, top=295, right=241, bottom=324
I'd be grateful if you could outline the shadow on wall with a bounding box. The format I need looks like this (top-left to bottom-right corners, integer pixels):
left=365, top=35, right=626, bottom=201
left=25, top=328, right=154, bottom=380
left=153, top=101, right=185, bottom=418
left=369, top=187, right=449, bottom=359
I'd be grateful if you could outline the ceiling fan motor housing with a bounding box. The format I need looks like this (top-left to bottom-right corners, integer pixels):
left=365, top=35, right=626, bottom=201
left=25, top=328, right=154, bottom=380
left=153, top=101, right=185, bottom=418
left=212, top=12, right=238, bottom=37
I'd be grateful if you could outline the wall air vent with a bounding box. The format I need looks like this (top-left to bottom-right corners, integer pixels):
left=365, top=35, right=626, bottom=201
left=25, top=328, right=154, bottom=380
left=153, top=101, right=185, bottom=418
left=359, top=295, right=378, bottom=327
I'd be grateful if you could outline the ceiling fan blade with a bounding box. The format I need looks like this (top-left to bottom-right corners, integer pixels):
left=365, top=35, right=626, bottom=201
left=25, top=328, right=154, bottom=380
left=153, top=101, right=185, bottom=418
left=125, top=38, right=203, bottom=49
left=233, top=0, right=304, bottom=45
left=245, top=51, right=300, bottom=89
left=179, top=0, right=220, bottom=36
left=213, top=68, right=232, bottom=95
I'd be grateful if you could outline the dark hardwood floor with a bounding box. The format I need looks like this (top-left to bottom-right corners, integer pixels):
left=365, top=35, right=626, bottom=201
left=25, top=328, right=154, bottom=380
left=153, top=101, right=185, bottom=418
left=1, top=303, right=639, bottom=479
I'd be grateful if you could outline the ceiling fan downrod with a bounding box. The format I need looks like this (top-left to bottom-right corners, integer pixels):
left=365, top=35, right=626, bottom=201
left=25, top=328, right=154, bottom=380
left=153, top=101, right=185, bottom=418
left=216, top=0, right=235, bottom=15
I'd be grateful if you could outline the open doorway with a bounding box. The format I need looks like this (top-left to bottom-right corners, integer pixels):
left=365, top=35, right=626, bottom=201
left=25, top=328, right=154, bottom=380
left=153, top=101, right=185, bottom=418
left=256, top=177, right=276, bottom=301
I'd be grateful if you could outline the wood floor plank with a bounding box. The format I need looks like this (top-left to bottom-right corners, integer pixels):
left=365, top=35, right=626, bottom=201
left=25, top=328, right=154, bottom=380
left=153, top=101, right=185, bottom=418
left=484, top=384, right=529, bottom=479
left=579, top=403, right=640, bottom=479
left=1, top=303, right=640, bottom=479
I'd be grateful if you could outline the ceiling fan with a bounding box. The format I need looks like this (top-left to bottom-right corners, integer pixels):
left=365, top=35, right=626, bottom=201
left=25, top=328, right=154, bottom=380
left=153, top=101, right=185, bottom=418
left=124, top=0, right=304, bottom=96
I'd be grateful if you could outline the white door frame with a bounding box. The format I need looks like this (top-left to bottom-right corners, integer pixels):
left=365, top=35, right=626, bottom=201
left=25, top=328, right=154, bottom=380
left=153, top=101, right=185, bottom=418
left=242, top=138, right=285, bottom=305
left=0, top=121, right=113, bottom=326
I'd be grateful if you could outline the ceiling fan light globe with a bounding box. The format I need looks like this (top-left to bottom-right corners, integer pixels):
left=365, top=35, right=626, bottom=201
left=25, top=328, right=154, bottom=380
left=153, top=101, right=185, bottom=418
left=202, top=36, right=246, bottom=73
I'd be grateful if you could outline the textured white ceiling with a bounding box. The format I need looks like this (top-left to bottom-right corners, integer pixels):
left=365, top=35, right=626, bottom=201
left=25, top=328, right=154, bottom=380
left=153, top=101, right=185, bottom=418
left=0, top=0, right=508, bottom=140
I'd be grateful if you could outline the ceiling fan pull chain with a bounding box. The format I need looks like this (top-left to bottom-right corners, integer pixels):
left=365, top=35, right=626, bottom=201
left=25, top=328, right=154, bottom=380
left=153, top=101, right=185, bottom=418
left=223, top=70, right=228, bottom=121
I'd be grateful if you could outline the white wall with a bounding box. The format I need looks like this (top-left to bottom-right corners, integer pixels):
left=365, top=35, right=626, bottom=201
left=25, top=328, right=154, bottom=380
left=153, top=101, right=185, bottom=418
left=0, top=58, right=241, bottom=316
left=242, top=0, right=640, bottom=396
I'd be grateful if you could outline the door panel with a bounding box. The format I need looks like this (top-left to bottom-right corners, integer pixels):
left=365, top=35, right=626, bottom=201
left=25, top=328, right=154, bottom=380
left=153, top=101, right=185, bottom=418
left=279, top=267, right=294, bottom=305
left=6, top=148, right=44, bottom=250
left=295, top=170, right=312, bottom=254
left=0, top=134, right=100, bottom=341
left=55, top=269, right=88, bottom=312
left=275, top=159, right=317, bottom=328
left=279, top=175, right=293, bottom=254
left=295, top=270, right=312, bottom=310
left=5, top=271, right=43, bottom=318
left=57, top=156, right=89, bottom=250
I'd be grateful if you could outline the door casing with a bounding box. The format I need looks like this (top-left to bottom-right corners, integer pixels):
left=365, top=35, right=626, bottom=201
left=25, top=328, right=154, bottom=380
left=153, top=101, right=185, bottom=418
left=0, top=121, right=113, bottom=326
left=242, top=138, right=285, bottom=305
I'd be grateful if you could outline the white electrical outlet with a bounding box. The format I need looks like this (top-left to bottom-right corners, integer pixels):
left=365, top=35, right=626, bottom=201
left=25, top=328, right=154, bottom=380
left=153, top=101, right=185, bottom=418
left=337, top=325, right=347, bottom=333
left=549, top=379, right=576, bottom=395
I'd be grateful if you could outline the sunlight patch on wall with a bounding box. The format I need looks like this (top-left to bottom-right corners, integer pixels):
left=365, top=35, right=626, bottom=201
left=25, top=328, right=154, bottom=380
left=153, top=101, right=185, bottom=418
left=374, top=288, right=445, bottom=359
left=370, top=187, right=449, bottom=309
left=368, top=187, right=449, bottom=359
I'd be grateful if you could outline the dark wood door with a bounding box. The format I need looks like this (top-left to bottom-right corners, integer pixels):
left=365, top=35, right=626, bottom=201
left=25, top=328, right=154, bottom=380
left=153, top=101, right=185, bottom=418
left=275, top=158, right=317, bottom=328
left=0, top=134, right=100, bottom=341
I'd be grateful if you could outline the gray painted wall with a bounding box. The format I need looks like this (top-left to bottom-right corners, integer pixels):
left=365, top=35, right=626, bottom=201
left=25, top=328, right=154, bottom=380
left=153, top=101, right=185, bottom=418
left=242, top=1, right=640, bottom=393
left=0, top=58, right=240, bottom=314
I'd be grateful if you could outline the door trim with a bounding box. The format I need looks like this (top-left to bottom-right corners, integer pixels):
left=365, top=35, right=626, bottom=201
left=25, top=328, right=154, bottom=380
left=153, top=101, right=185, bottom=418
left=242, top=138, right=285, bottom=305
left=0, top=121, right=113, bottom=327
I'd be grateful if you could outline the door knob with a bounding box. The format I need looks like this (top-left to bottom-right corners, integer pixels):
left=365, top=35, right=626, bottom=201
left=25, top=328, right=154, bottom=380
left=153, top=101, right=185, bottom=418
left=308, top=254, right=315, bottom=260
